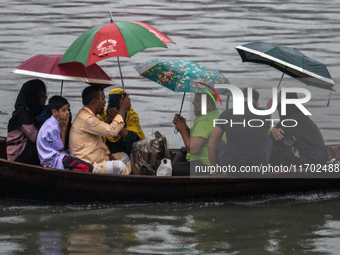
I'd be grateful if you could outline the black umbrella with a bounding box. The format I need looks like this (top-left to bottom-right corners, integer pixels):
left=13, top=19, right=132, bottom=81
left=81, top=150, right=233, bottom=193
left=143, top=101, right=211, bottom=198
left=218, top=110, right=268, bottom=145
left=236, top=42, right=335, bottom=104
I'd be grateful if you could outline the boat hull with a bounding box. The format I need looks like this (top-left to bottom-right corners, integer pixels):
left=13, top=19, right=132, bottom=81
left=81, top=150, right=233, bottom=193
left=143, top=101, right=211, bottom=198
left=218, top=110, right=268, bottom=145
left=0, top=159, right=339, bottom=203
left=0, top=137, right=340, bottom=203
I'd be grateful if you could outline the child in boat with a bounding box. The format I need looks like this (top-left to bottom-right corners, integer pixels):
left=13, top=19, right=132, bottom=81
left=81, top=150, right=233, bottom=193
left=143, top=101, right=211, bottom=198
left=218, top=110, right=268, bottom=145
left=36, top=96, right=93, bottom=172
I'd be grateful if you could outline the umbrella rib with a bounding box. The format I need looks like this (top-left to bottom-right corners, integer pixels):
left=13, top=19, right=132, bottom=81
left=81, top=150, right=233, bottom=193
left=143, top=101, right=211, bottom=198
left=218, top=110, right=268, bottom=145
left=235, top=45, right=335, bottom=86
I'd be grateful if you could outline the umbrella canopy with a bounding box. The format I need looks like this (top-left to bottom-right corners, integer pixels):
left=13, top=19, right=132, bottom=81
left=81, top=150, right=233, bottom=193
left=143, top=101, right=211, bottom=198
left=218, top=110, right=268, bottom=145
left=12, top=54, right=114, bottom=93
left=235, top=41, right=335, bottom=91
left=134, top=59, right=230, bottom=118
left=134, top=59, right=229, bottom=95
left=59, top=18, right=175, bottom=90
left=60, top=21, right=174, bottom=67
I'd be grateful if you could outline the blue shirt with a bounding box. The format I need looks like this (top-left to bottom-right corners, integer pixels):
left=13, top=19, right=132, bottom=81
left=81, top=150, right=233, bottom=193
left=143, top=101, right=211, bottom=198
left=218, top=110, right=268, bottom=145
left=37, top=115, right=68, bottom=169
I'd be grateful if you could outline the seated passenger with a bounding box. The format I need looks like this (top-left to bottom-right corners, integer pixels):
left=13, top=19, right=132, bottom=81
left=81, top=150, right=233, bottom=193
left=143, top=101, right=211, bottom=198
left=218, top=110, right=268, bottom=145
left=208, top=89, right=270, bottom=175
left=269, top=92, right=328, bottom=166
left=172, top=93, right=222, bottom=176
left=98, top=88, right=145, bottom=156
left=69, top=86, right=132, bottom=175
left=36, top=96, right=93, bottom=171
left=7, top=79, right=48, bottom=165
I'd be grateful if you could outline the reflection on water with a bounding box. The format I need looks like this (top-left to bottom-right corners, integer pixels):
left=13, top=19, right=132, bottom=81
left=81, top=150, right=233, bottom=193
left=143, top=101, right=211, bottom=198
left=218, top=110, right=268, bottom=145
left=0, top=192, right=340, bottom=254
left=1, top=0, right=340, bottom=253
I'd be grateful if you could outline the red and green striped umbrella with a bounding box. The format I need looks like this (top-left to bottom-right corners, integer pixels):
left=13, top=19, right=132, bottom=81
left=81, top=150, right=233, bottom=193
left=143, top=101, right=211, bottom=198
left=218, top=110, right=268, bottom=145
left=59, top=17, right=175, bottom=89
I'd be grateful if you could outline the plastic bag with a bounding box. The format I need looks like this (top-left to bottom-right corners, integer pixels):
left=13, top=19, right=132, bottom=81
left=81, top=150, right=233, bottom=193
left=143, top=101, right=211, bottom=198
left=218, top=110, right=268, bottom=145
left=130, top=131, right=168, bottom=175
left=156, top=158, right=172, bottom=176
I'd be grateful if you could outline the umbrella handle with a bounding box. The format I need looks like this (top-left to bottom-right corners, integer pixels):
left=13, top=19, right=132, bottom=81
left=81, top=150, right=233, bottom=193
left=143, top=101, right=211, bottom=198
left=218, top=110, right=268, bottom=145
left=174, top=114, right=181, bottom=134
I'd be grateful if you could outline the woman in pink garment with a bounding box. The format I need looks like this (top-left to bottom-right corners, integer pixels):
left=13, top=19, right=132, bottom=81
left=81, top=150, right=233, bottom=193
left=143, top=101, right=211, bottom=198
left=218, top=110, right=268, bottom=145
left=7, top=79, right=48, bottom=165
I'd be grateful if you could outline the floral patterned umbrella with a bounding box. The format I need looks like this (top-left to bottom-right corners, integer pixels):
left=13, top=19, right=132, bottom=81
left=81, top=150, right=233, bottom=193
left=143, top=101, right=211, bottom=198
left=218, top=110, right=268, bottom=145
left=134, top=59, right=230, bottom=133
left=134, top=59, right=229, bottom=96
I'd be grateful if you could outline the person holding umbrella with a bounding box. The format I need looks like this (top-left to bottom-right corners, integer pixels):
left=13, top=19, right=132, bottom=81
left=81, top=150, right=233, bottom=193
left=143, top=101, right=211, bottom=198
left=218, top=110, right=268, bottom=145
left=172, top=93, right=222, bottom=176
left=98, top=88, right=145, bottom=156
left=268, top=92, right=328, bottom=167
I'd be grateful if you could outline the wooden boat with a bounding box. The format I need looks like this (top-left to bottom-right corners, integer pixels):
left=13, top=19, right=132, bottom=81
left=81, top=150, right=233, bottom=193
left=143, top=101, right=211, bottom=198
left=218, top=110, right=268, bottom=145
left=0, top=136, right=339, bottom=203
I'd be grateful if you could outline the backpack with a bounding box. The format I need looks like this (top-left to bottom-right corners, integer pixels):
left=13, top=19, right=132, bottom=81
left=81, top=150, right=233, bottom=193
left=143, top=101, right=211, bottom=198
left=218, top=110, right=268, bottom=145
left=130, top=131, right=168, bottom=175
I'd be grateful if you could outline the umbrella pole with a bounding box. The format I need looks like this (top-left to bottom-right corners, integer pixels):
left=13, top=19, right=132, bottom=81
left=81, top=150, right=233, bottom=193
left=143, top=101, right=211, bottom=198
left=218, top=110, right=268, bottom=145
left=327, top=91, right=332, bottom=106
left=277, top=67, right=287, bottom=89
left=179, top=92, right=186, bottom=116
left=174, top=92, right=186, bottom=134
left=60, top=80, right=63, bottom=96
left=117, top=57, right=125, bottom=91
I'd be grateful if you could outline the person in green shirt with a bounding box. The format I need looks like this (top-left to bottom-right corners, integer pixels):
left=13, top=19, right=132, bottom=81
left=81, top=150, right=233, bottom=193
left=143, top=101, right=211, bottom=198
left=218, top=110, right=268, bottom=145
left=172, top=93, right=223, bottom=176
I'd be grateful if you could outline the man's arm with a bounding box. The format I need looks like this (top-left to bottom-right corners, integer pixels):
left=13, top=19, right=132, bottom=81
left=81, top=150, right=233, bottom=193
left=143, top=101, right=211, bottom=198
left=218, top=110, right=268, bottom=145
left=190, top=137, right=207, bottom=155
left=84, top=95, right=131, bottom=137
left=208, top=126, right=224, bottom=166
left=84, top=115, right=125, bottom=137
left=173, top=114, right=191, bottom=151
left=104, top=107, right=129, bottom=139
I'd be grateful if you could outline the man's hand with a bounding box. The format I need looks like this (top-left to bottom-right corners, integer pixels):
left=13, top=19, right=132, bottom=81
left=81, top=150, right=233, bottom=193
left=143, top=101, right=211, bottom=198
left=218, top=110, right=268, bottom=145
left=117, top=94, right=131, bottom=118
left=272, top=128, right=284, bottom=140
left=119, top=94, right=131, bottom=112
left=108, top=107, right=118, bottom=119
left=173, top=114, right=188, bottom=134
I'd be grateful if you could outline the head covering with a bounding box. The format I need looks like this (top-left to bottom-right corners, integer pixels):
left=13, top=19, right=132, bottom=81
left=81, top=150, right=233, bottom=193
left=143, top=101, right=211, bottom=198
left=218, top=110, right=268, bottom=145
left=99, top=88, right=145, bottom=143
left=8, top=79, right=46, bottom=132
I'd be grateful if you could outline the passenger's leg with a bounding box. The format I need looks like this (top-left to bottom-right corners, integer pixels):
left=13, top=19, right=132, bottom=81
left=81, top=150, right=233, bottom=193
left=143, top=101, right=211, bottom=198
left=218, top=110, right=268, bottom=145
left=172, top=161, right=190, bottom=176
left=173, top=160, right=209, bottom=176
left=93, top=160, right=127, bottom=175
left=112, top=152, right=131, bottom=175
left=62, top=155, right=93, bottom=172
left=172, top=147, right=188, bottom=167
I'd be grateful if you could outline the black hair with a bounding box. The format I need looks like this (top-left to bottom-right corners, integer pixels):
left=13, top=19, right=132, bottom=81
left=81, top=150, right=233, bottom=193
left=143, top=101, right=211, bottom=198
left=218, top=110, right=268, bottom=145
left=82, top=86, right=102, bottom=106
left=242, top=88, right=260, bottom=103
left=48, top=96, right=69, bottom=111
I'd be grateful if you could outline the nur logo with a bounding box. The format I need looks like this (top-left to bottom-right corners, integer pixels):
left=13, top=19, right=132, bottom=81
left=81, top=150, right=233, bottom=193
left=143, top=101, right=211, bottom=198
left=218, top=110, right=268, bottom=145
left=201, top=84, right=312, bottom=116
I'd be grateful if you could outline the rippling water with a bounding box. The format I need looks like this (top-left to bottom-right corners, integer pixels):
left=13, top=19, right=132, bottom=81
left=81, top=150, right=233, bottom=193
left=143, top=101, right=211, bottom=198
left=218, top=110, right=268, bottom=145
left=1, top=0, right=340, bottom=253
left=1, top=192, right=340, bottom=254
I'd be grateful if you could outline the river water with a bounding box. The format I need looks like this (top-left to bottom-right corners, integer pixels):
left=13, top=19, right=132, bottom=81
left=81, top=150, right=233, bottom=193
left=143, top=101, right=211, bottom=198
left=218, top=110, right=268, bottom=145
left=1, top=0, right=340, bottom=254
